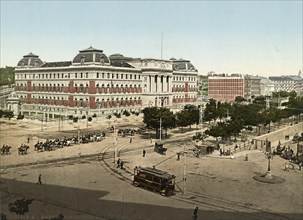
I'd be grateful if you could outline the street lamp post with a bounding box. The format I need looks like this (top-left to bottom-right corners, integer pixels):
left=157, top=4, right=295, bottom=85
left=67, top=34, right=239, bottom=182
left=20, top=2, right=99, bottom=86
left=265, top=152, right=274, bottom=178
left=265, top=139, right=274, bottom=178
left=113, top=119, right=117, bottom=164
left=183, top=144, right=187, bottom=194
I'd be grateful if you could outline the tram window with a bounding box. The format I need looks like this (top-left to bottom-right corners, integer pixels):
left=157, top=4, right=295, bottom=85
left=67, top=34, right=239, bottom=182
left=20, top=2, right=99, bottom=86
left=154, top=176, right=160, bottom=183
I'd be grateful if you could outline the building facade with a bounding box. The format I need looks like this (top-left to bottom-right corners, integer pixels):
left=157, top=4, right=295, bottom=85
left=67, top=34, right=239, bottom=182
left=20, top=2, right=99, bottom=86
left=269, top=75, right=303, bottom=95
left=244, top=75, right=261, bottom=99
left=208, top=74, right=244, bottom=102
left=14, top=47, right=198, bottom=120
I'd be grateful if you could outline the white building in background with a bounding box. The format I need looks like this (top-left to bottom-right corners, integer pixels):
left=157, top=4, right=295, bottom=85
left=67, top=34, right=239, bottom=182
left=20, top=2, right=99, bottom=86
left=14, top=46, right=198, bottom=120
left=269, top=75, right=303, bottom=95
left=260, top=77, right=275, bottom=97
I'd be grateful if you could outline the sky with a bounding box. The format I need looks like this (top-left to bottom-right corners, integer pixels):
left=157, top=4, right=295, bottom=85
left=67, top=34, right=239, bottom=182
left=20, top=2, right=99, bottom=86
left=0, top=0, right=302, bottom=77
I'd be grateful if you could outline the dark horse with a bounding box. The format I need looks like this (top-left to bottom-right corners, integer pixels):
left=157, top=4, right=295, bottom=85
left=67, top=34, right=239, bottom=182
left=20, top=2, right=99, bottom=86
left=18, top=144, right=29, bottom=155
left=0, top=145, right=11, bottom=155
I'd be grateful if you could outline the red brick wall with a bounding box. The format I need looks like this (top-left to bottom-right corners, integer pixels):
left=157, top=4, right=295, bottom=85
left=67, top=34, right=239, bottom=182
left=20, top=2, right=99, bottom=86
left=69, top=80, right=74, bottom=93
left=89, top=80, right=95, bottom=94
left=69, top=95, right=74, bottom=107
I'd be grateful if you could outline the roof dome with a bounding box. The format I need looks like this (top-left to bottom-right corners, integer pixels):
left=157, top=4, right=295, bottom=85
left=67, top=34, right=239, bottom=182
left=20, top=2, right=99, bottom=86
left=17, top=53, right=43, bottom=68
left=72, top=46, right=110, bottom=65
left=172, top=58, right=196, bottom=71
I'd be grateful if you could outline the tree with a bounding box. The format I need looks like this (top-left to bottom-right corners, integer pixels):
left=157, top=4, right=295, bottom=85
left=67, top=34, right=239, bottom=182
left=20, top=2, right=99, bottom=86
left=0, top=66, right=15, bottom=86
left=176, top=104, right=199, bottom=132
left=235, top=96, right=246, bottom=103
left=203, top=99, right=218, bottom=123
left=142, top=107, right=176, bottom=139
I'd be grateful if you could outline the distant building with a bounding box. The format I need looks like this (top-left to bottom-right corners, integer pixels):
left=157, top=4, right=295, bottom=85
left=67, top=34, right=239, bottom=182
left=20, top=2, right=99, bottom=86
left=0, top=84, right=15, bottom=109
left=244, top=75, right=261, bottom=99
left=208, top=73, right=244, bottom=102
left=260, top=77, right=275, bottom=97
left=269, top=75, right=303, bottom=95
left=14, top=47, right=198, bottom=120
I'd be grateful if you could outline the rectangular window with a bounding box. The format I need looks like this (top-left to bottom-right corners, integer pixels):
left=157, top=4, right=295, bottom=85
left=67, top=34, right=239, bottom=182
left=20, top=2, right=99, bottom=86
left=75, top=73, right=77, bottom=78
left=130, top=74, right=132, bottom=80
left=97, top=72, right=99, bottom=78
left=86, top=72, right=88, bottom=78
left=121, top=74, right=124, bottom=79
left=116, top=74, right=119, bottom=79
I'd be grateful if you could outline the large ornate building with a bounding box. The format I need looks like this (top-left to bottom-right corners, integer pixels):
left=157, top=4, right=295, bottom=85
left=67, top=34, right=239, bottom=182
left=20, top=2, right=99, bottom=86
left=14, top=47, right=198, bottom=120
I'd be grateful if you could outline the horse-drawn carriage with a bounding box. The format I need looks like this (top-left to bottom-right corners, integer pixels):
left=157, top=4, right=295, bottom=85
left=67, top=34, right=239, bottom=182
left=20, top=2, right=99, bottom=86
left=292, top=133, right=303, bottom=143
left=154, top=141, right=167, bottom=155
left=0, top=144, right=11, bottom=155
left=18, top=144, right=29, bottom=155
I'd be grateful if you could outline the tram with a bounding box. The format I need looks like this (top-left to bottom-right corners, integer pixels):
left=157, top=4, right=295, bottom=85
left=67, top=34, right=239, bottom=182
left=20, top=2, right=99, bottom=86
left=133, top=166, right=175, bottom=196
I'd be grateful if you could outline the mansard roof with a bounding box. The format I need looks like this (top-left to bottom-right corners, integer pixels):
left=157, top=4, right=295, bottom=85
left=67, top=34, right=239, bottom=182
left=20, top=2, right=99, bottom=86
left=73, top=46, right=110, bottom=65
left=17, top=53, right=43, bottom=68
left=41, top=61, right=72, bottom=68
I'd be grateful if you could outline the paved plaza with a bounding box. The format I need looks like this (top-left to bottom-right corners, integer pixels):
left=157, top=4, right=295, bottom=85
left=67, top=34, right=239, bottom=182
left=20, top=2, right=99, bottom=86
left=0, top=117, right=302, bottom=220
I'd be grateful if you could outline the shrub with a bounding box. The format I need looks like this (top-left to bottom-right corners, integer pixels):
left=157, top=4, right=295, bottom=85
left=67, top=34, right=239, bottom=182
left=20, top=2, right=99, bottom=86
left=123, top=110, right=130, bottom=117
left=73, top=117, right=78, bottom=123
left=17, top=113, right=24, bottom=120
left=88, top=116, right=92, bottom=122
left=92, top=113, right=97, bottom=118
left=82, top=115, right=86, bottom=119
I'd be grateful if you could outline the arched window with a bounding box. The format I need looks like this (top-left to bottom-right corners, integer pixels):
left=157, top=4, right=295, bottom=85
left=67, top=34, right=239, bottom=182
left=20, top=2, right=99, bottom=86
left=80, top=84, right=84, bottom=93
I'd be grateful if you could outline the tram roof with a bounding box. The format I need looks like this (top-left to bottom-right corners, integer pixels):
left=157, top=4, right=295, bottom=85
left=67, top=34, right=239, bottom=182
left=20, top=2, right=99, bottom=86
left=136, top=166, right=175, bottom=179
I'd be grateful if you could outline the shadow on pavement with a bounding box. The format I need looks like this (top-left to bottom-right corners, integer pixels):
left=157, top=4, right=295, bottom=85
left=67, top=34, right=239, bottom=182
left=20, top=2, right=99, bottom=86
left=0, top=178, right=301, bottom=220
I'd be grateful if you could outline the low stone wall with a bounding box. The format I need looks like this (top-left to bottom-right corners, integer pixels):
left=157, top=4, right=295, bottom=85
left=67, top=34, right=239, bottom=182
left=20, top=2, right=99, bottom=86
left=253, top=122, right=303, bottom=149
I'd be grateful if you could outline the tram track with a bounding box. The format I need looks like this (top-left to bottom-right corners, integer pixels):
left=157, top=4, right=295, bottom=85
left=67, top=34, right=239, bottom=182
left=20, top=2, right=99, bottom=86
left=172, top=191, right=293, bottom=220
left=97, top=141, right=295, bottom=220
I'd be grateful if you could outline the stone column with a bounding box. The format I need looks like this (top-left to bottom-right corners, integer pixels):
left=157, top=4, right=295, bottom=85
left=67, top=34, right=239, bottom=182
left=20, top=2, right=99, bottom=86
left=168, top=76, right=172, bottom=93
left=163, top=75, right=167, bottom=92
left=151, top=76, right=155, bottom=93
left=157, top=75, right=161, bottom=93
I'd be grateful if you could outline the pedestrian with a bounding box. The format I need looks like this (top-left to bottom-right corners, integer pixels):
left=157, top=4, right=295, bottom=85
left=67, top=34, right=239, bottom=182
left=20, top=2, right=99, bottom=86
left=36, top=174, right=42, bottom=185
left=130, top=137, right=132, bottom=143
left=143, top=149, right=146, bottom=157
left=150, top=138, right=152, bottom=143
left=244, top=154, right=248, bottom=161
left=193, top=206, right=198, bottom=220
left=117, top=158, right=121, bottom=168
left=120, top=160, right=124, bottom=169
left=177, top=152, right=180, bottom=161
left=27, top=137, right=30, bottom=143
left=298, top=162, right=302, bottom=171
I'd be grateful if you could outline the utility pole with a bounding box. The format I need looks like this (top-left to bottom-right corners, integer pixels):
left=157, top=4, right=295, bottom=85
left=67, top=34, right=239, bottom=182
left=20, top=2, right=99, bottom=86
left=159, top=117, right=162, bottom=141
left=183, top=144, right=187, bottom=194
